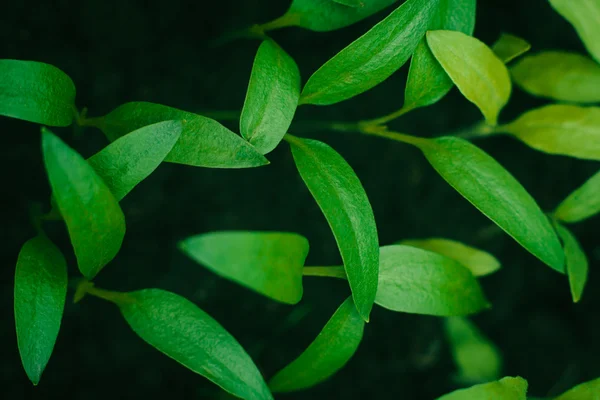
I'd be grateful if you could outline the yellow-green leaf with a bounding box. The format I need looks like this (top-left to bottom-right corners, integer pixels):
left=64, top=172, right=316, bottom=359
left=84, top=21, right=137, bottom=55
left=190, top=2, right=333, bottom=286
left=555, top=377, right=600, bottom=400
left=437, top=376, right=528, bottom=399
left=554, top=170, right=600, bottom=223
left=550, top=0, right=600, bottom=63
left=491, top=33, right=531, bottom=63
left=553, top=222, right=588, bottom=303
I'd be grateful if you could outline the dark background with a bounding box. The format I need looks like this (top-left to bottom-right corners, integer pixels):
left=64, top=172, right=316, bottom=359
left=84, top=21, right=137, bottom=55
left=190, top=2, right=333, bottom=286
left=1, top=0, right=599, bottom=398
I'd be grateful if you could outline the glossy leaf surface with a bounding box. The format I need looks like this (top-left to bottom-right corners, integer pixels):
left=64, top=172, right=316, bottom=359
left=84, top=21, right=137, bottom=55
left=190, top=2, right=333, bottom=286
left=553, top=222, right=588, bottom=303
left=550, top=0, right=600, bottom=63
left=491, top=33, right=531, bottom=63
left=555, top=170, right=600, bottom=223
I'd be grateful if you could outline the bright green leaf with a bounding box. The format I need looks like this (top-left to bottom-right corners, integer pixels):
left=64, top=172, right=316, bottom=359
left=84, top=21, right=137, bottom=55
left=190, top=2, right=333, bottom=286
left=300, top=0, right=439, bottom=105
left=42, top=129, right=126, bottom=279
left=241, top=40, right=300, bottom=154
left=100, top=102, right=268, bottom=168
left=426, top=30, right=511, bottom=125
left=375, top=245, right=489, bottom=316
left=555, top=377, right=600, bottom=400
left=437, top=376, right=528, bottom=400
left=553, top=222, right=588, bottom=303
left=501, top=104, right=600, bottom=161
left=179, top=231, right=309, bottom=305
left=491, top=33, right=531, bottom=63
left=445, top=317, right=502, bottom=384
left=554, top=170, right=600, bottom=223
left=332, top=0, right=363, bottom=7
left=14, top=235, right=67, bottom=385
left=119, top=289, right=273, bottom=400
left=269, top=296, right=364, bottom=392
left=399, top=238, right=500, bottom=276
left=287, top=135, right=378, bottom=321
left=550, top=0, right=600, bottom=63
left=404, top=0, right=477, bottom=111
left=418, top=136, right=564, bottom=272
left=0, top=59, right=76, bottom=126
left=511, top=51, right=600, bottom=104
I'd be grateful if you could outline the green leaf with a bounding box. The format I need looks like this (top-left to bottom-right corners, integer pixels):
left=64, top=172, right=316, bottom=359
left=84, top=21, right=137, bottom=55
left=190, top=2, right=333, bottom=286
left=399, top=238, right=500, bottom=276
left=240, top=40, right=300, bottom=154
left=375, top=245, right=489, bottom=316
left=332, top=0, right=363, bottom=7
left=119, top=289, right=273, bottom=400
left=404, top=0, right=477, bottom=111
left=299, top=0, right=440, bottom=105
left=491, top=33, right=531, bottom=63
left=42, top=129, right=126, bottom=279
left=287, top=135, right=378, bottom=321
left=0, top=59, right=76, bottom=126
left=554, top=170, right=600, bottom=223
left=100, top=102, right=268, bottom=168
left=179, top=231, right=309, bottom=304
left=445, top=317, right=502, bottom=384
left=555, top=377, right=600, bottom=400
left=437, top=376, right=528, bottom=400
left=501, top=104, right=600, bottom=161
left=553, top=222, right=588, bottom=303
left=511, top=51, right=600, bottom=104
left=426, top=30, right=511, bottom=125
left=269, top=296, right=364, bottom=392
left=14, top=235, right=67, bottom=385
left=418, top=136, right=564, bottom=272
left=550, top=0, right=600, bottom=63
left=88, top=121, right=182, bottom=201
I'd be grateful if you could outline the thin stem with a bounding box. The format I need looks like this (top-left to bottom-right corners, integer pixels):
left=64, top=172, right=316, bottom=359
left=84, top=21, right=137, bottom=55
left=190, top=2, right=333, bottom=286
left=258, top=14, right=298, bottom=33
left=303, top=266, right=347, bottom=279
left=78, top=116, right=105, bottom=129
left=73, top=280, right=133, bottom=305
left=447, top=121, right=498, bottom=140
left=361, top=105, right=413, bottom=127
left=361, top=125, right=429, bottom=148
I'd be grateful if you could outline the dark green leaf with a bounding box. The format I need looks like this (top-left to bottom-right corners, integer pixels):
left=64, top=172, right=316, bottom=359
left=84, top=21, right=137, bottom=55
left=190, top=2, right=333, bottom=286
left=375, top=245, right=489, bottom=316
left=287, top=135, right=378, bottom=321
left=491, top=33, right=531, bottom=63
left=179, top=231, right=309, bottom=304
left=418, top=137, right=564, bottom=272
left=101, top=102, right=268, bottom=168
left=300, top=0, right=439, bottom=105
left=550, top=0, right=600, bottom=63
left=437, top=376, right=528, bottom=399
left=0, top=59, right=76, bottom=126
left=554, top=170, right=600, bottom=223
left=14, top=235, right=67, bottom=385
left=42, top=129, right=125, bottom=279
left=241, top=40, right=300, bottom=154
left=427, top=30, right=511, bottom=125
left=555, top=377, right=600, bottom=400
left=269, top=297, right=364, bottom=392
left=501, top=104, right=600, bottom=161
left=119, top=289, right=273, bottom=400
left=332, top=0, right=363, bottom=7
left=511, top=51, right=600, bottom=103
left=553, top=222, right=588, bottom=303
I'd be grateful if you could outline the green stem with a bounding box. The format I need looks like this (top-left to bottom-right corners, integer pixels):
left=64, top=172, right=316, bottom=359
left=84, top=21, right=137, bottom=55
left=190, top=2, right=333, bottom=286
left=74, top=280, right=132, bottom=305
left=258, top=14, right=299, bottom=32
left=448, top=121, right=498, bottom=140
left=303, top=266, right=347, bottom=279
left=361, top=105, right=413, bottom=127
left=78, top=116, right=105, bottom=129
left=360, top=125, right=429, bottom=148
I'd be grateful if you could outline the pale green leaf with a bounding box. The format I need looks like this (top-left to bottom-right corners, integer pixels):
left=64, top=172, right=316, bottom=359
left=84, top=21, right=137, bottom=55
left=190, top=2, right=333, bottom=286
left=554, top=170, right=600, bottom=223
left=501, top=104, right=600, bottom=161
left=555, top=377, right=600, bottom=400
left=269, top=296, right=364, bottom=392
left=426, top=30, right=511, bottom=125
left=119, top=289, right=273, bottom=400
left=300, top=0, right=439, bottom=105
left=550, top=0, right=600, bottom=63
left=287, top=135, right=378, bottom=321
left=437, top=376, right=528, bottom=399
left=179, top=231, right=309, bottom=304
left=14, top=235, right=67, bottom=385
left=42, top=129, right=126, bottom=279
left=491, top=33, right=531, bottom=63
left=553, top=222, right=588, bottom=303
left=100, top=102, right=268, bottom=168
left=0, top=59, right=76, bottom=126
left=511, top=51, right=600, bottom=103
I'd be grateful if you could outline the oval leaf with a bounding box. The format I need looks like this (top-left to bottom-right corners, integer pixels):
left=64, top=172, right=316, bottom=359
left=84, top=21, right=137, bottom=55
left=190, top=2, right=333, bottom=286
left=0, top=59, right=76, bottom=126
left=550, top=0, right=600, bottom=63
left=445, top=317, right=502, bottom=384
left=14, top=235, right=67, bottom=385
left=288, top=135, right=378, bottom=321
left=554, top=170, right=600, bottom=223
left=241, top=40, right=300, bottom=154
left=511, top=51, right=600, bottom=104
left=501, top=104, right=600, bottom=161
left=42, top=129, right=126, bottom=278
left=119, top=289, right=273, bottom=400
left=437, top=376, right=528, bottom=400
left=418, top=137, right=564, bottom=273
left=376, top=245, right=489, bottom=316
left=555, top=377, right=600, bottom=400
left=553, top=222, right=588, bottom=303
left=399, top=238, right=500, bottom=276
left=300, top=0, right=440, bottom=105
left=179, top=231, right=309, bottom=304
left=491, top=33, right=531, bottom=63
left=427, top=30, right=511, bottom=125
left=268, top=296, right=364, bottom=392
left=100, top=102, right=268, bottom=168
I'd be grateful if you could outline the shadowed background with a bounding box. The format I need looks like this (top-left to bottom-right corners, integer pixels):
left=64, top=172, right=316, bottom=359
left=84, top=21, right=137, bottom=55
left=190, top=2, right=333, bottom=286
left=1, top=0, right=599, bottom=398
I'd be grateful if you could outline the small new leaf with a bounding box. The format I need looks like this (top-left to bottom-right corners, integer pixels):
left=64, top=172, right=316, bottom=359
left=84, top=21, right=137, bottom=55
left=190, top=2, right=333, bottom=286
left=553, top=222, right=588, bottom=303
left=555, top=377, right=600, bottom=400
left=491, top=33, right=531, bottom=63
left=269, top=297, right=364, bottom=392
left=550, top=0, right=600, bottom=63
left=179, top=231, right=309, bottom=304
left=437, top=376, right=528, bottom=400
left=554, top=170, right=600, bottom=223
